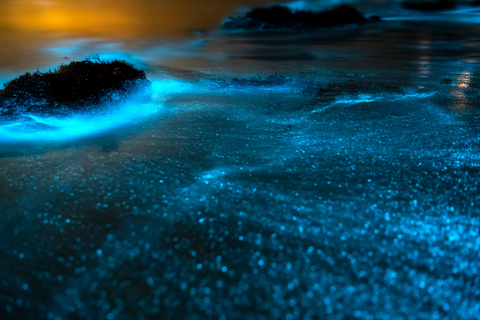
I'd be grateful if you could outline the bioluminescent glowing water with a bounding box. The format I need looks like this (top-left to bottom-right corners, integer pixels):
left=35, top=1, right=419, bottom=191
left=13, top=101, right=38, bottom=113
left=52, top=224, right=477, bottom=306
left=384, top=7, right=480, bottom=23
left=1, top=1, right=480, bottom=320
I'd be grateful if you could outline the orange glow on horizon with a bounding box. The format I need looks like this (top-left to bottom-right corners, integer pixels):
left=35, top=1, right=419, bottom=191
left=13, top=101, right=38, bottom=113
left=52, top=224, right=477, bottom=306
left=2, top=0, right=284, bottom=38
left=0, top=0, right=289, bottom=70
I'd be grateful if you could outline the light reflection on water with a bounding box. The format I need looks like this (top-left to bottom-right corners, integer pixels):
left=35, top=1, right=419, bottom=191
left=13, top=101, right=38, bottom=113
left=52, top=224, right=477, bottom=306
left=450, top=70, right=472, bottom=113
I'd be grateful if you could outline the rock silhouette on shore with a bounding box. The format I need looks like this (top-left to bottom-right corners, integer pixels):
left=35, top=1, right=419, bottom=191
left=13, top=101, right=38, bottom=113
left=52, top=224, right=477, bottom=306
left=0, top=59, right=150, bottom=115
left=223, top=5, right=380, bottom=31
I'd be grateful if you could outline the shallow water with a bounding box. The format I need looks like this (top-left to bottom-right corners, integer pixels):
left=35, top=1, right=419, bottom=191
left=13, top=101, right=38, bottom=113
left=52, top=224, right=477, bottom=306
left=1, top=1, right=480, bottom=320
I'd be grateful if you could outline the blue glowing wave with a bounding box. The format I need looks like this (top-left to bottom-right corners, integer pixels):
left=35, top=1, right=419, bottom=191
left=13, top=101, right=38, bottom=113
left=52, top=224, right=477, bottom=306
left=383, top=7, right=480, bottom=23
left=0, top=80, right=192, bottom=142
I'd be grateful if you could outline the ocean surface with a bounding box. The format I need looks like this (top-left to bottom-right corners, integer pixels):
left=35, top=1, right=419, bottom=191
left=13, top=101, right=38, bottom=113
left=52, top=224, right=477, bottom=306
left=1, top=1, right=479, bottom=319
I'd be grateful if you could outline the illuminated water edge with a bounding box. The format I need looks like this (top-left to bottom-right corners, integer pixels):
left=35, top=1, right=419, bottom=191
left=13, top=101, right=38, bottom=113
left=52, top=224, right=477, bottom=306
left=0, top=80, right=193, bottom=142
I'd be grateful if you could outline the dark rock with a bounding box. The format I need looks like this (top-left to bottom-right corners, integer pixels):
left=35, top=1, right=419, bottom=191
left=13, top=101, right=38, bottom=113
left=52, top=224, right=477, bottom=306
left=369, top=15, right=382, bottom=22
left=441, top=78, right=453, bottom=85
left=0, top=60, right=150, bottom=115
left=402, top=0, right=456, bottom=11
left=223, top=5, right=380, bottom=31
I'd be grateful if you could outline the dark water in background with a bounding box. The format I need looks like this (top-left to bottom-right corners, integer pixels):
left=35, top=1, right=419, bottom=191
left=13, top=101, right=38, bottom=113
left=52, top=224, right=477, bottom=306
left=1, top=1, right=480, bottom=320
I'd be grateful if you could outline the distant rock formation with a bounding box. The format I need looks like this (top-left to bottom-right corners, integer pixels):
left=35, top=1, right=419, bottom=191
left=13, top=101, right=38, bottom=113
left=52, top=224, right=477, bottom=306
left=402, top=0, right=456, bottom=11
left=223, top=5, right=380, bottom=31
left=0, top=60, right=150, bottom=115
